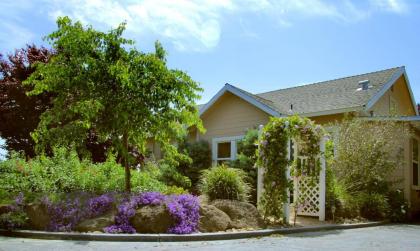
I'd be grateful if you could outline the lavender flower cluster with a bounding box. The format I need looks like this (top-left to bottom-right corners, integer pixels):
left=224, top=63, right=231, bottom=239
left=42, top=197, right=84, bottom=232
left=104, top=192, right=200, bottom=234
left=86, top=194, right=114, bottom=218
left=166, top=194, right=200, bottom=234
left=41, top=193, right=115, bottom=232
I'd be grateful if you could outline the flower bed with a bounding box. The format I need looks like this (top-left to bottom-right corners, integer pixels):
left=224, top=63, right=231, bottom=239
left=1, top=192, right=200, bottom=234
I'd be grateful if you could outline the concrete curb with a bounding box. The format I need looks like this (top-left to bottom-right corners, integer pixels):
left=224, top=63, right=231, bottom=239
left=0, top=221, right=388, bottom=242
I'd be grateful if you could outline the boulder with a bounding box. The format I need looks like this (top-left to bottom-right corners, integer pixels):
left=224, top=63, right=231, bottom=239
left=198, top=204, right=231, bottom=232
left=24, top=203, right=50, bottom=230
left=75, top=211, right=116, bottom=232
left=211, top=200, right=265, bottom=229
left=130, top=205, right=174, bottom=233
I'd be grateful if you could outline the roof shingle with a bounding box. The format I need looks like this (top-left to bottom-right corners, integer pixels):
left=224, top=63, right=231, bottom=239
left=255, top=67, right=403, bottom=115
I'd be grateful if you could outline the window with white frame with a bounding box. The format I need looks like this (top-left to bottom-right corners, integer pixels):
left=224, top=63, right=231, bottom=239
left=212, top=136, right=243, bottom=165
left=413, top=138, right=419, bottom=187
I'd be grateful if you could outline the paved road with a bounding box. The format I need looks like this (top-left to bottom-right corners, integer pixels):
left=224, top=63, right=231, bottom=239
left=0, top=224, right=419, bottom=251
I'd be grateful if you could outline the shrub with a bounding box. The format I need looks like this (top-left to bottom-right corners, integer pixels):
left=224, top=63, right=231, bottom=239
left=0, top=193, right=28, bottom=229
left=387, top=189, right=409, bottom=222
left=357, top=193, right=389, bottom=220
left=157, top=162, right=192, bottom=189
left=231, top=129, right=258, bottom=205
left=104, top=192, right=200, bottom=234
left=177, top=139, right=212, bottom=190
left=0, top=148, right=183, bottom=203
left=166, top=194, right=200, bottom=234
left=199, top=165, right=250, bottom=202
left=86, top=194, right=115, bottom=218
left=332, top=118, right=409, bottom=195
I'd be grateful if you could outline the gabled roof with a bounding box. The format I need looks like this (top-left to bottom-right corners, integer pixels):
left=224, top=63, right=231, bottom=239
left=199, top=84, right=280, bottom=117
left=200, top=66, right=418, bottom=117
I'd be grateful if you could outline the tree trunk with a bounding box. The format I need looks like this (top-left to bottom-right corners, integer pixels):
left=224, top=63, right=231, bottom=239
left=123, top=133, right=131, bottom=192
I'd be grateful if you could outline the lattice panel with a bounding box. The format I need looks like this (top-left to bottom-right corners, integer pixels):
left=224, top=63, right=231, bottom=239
left=295, top=176, right=320, bottom=217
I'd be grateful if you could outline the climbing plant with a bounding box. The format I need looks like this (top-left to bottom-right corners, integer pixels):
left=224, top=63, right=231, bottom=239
left=256, top=115, right=323, bottom=222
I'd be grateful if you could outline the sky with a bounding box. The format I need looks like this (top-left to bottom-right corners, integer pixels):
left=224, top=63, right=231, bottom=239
left=0, top=0, right=419, bottom=158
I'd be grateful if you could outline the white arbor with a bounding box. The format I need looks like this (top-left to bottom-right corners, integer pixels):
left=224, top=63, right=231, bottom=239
left=257, top=123, right=327, bottom=222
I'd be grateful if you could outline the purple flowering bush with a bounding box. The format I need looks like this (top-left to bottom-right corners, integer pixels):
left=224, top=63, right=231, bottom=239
left=42, top=196, right=84, bottom=231
left=166, top=194, right=199, bottom=234
left=86, top=194, right=114, bottom=218
left=1, top=192, right=200, bottom=234
left=104, top=192, right=200, bottom=234
left=0, top=193, right=28, bottom=229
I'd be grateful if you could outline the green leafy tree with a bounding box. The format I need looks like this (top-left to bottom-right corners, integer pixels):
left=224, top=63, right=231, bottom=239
left=24, top=17, right=203, bottom=191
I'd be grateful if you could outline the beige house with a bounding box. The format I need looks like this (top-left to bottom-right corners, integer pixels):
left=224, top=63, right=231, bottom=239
left=195, top=66, right=420, bottom=213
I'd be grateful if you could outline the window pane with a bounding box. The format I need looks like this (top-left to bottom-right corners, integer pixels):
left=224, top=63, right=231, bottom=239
left=217, top=142, right=231, bottom=159
left=414, top=163, right=419, bottom=186
left=413, top=139, right=418, bottom=161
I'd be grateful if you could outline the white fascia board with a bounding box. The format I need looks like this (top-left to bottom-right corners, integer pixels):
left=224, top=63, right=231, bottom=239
left=402, top=71, right=419, bottom=116
left=359, top=116, right=420, bottom=122
left=299, top=106, right=363, bottom=117
left=364, top=67, right=405, bottom=111
left=199, top=84, right=280, bottom=117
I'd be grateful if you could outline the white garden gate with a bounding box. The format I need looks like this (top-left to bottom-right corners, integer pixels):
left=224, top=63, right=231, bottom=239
left=257, top=124, right=326, bottom=222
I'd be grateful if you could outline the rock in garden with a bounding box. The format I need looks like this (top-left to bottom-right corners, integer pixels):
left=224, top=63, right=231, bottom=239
left=211, top=200, right=265, bottom=229
left=75, top=211, right=116, bottom=232
left=24, top=203, right=50, bottom=230
left=198, top=204, right=231, bottom=232
left=130, top=205, right=174, bottom=233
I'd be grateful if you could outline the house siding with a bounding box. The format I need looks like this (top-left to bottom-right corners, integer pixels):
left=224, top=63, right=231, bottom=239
left=199, top=91, right=270, bottom=142
left=371, top=76, right=416, bottom=116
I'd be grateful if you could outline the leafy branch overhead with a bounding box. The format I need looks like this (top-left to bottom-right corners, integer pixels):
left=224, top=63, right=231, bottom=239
left=24, top=16, right=204, bottom=191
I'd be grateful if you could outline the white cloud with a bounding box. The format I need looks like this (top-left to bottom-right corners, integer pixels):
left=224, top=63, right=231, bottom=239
left=370, top=0, right=408, bottom=13
left=37, top=0, right=410, bottom=51
left=0, top=0, right=36, bottom=52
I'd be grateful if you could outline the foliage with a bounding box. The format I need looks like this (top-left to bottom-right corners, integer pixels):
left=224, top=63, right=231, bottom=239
left=0, top=147, right=181, bottom=203
left=0, top=193, right=28, bottom=229
left=0, top=45, right=53, bottom=158
left=329, top=117, right=410, bottom=220
left=387, top=189, right=409, bottom=222
left=332, top=118, right=409, bottom=195
left=24, top=16, right=203, bottom=191
left=157, top=162, right=192, bottom=189
left=357, top=192, right=389, bottom=220
left=199, top=165, right=250, bottom=202
left=177, top=139, right=212, bottom=190
left=231, top=129, right=259, bottom=205
left=256, top=115, right=323, bottom=221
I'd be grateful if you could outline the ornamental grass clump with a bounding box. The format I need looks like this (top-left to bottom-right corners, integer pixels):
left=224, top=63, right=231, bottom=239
left=199, top=165, right=251, bottom=202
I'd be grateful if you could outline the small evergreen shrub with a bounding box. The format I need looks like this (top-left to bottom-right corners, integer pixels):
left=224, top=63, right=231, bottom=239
left=199, top=165, right=250, bottom=202
left=387, top=189, right=409, bottom=222
left=177, top=139, right=212, bottom=190
left=230, top=129, right=258, bottom=205
left=357, top=193, right=389, bottom=220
